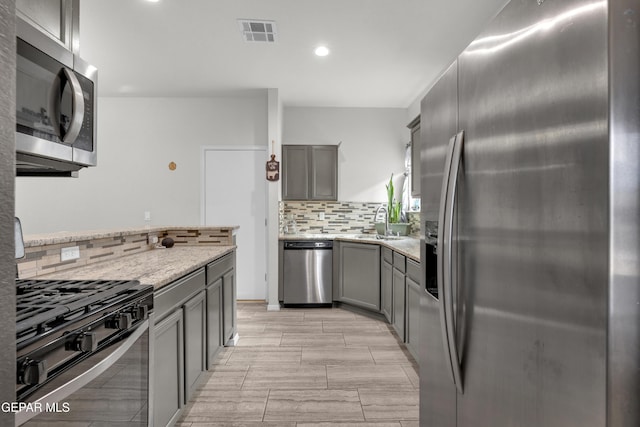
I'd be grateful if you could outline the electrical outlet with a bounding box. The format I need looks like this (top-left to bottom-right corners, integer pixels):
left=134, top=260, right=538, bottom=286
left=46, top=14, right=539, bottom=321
left=318, top=212, right=325, bottom=220
left=61, top=246, right=80, bottom=262
left=144, top=211, right=151, bottom=221
left=148, top=234, right=158, bottom=245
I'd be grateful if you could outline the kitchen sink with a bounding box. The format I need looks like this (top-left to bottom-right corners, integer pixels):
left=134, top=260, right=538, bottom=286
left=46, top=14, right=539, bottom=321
left=350, top=234, right=405, bottom=241
left=376, top=235, right=405, bottom=241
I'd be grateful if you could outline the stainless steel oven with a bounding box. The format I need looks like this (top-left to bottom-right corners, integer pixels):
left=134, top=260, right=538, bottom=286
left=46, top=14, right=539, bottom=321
left=15, top=279, right=154, bottom=426
left=15, top=16, right=97, bottom=177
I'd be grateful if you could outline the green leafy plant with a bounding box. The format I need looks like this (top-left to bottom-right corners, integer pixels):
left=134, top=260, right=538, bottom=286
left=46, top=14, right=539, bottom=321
left=390, top=200, right=402, bottom=223
left=385, top=174, right=403, bottom=224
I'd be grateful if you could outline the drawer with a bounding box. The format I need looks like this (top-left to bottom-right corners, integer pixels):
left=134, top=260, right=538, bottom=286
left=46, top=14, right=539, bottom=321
left=206, top=252, right=234, bottom=284
left=407, top=258, right=421, bottom=283
left=155, top=268, right=206, bottom=320
left=393, top=252, right=406, bottom=273
left=382, top=247, right=393, bottom=264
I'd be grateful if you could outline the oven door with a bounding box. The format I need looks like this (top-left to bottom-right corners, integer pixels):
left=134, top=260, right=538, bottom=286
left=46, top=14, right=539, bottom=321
left=16, top=316, right=153, bottom=426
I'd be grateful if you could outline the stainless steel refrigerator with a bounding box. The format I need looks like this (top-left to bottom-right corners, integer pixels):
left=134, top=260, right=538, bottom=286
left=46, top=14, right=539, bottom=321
left=419, top=0, right=640, bottom=426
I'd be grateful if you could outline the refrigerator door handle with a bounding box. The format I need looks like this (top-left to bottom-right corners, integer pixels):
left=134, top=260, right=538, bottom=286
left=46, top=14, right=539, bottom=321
left=445, top=130, right=465, bottom=394
left=438, top=130, right=465, bottom=394
left=437, top=132, right=462, bottom=393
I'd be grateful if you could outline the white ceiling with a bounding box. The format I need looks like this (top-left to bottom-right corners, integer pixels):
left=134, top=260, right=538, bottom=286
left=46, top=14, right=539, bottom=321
left=80, top=0, right=508, bottom=108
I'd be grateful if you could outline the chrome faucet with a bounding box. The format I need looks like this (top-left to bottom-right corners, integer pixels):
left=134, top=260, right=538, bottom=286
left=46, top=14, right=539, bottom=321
left=375, top=205, right=389, bottom=236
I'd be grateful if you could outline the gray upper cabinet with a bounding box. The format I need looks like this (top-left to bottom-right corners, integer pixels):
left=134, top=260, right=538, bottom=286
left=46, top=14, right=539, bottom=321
left=408, top=116, right=421, bottom=197
left=282, top=145, right=309, bottom=200
left=282, top=145, right=338, bottom=201
left=310, top=146, right=338, bottom=200
left=17, top=0, right=79, bottom=53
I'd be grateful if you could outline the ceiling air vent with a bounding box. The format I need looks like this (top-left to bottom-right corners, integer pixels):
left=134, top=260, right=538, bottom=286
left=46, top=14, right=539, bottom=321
left=237, top=19, right=277, bottom=43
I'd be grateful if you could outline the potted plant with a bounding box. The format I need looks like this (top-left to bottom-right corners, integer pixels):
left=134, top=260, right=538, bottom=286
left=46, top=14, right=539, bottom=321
left=375, top=174, right=410, bottom=236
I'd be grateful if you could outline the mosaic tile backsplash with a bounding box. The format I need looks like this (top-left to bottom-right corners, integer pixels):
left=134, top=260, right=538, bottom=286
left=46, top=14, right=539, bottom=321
left=17, top=227, right=235, bottom=279
left=280, top=201, right=421, bottom=236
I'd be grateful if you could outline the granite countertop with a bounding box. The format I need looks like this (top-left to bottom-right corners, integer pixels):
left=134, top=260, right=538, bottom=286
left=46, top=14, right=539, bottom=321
left=35, top=245, right=236, bottom=289
left=280, top=233, right=420, bottom=262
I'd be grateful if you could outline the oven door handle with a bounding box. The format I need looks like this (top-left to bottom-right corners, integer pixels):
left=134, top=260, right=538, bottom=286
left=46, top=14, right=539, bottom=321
left=15, top=319, right=149, bottom=426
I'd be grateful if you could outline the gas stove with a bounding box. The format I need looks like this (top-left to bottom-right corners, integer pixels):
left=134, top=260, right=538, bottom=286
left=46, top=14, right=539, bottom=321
left=16, top=278, right=153, bottom=403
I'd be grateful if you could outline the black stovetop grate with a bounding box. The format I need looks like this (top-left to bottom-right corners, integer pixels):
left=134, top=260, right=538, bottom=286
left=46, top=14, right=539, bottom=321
left=16, top=279, right=141, bottom=338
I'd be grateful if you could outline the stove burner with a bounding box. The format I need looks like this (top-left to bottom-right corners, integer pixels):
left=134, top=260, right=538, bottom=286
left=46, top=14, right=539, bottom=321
left=16, top=279, right=146, bottom=349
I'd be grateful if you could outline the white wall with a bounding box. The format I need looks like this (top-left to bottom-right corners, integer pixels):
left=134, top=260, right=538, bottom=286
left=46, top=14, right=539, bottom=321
left=266, top=89, right=282, bottom=310
left=283, top=107, right=409, bottom=203
left=407, top=93, right=423, bottom=123
left=16, top=93, right=268, bottom=234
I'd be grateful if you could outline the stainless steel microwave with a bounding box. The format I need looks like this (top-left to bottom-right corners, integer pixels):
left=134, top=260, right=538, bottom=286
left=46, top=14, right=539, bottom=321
left=15, top=17, right=97, bottom=177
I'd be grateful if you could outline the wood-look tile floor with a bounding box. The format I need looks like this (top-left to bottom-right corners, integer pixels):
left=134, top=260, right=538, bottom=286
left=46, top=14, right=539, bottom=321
left=177, top=302, right=419, bottom=427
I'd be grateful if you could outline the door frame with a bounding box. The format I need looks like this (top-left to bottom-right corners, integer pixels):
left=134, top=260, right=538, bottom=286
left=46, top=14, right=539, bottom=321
left=200, top=145, right=268, bottom=299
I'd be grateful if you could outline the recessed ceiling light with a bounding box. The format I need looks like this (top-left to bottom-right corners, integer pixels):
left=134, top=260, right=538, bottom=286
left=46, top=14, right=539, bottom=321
left=146, top=0, right=160, bottom=3
left=314, top=46, right=330, bottom=57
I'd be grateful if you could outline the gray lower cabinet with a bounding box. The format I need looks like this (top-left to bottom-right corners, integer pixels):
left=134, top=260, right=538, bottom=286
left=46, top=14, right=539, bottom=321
left=332, top=241, right=422, bottom=356
left=153, top=308, right=184, bottom=427
left=152, top=251, right=236, bottom=427
left=223, top=269, right=236, bottom=343
left=337, top=242, right=381, bottom=311
left=392, top=252, right=406, bottom=340
left=392, top=267, right=406, bottom=340
left=153, top=268, right=205, bottom=427
left=206, top=252, right=237, bottom=346
left=206, top=277, right=223, bottom=369
left=405, top=258, right=421, bottom=360
left=381, top=248, right=393, bottom=323
left=406, top=276, right=421, bottom=360
left=152, top=260, right=235, bottom=426
left=183, top=290, right=206, bottom=402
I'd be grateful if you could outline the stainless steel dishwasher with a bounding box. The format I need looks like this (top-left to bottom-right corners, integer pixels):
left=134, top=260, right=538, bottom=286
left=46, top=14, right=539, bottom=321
left=283, top=240, right=333, bottom=306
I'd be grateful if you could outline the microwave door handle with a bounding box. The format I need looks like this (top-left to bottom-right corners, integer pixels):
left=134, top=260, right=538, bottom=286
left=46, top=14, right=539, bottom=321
left=61, top=68, right=85, bottom=144
left=50, top=68, right=85, bottom=144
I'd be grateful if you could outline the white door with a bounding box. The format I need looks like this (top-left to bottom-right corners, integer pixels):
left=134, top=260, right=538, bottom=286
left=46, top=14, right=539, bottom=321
left=203, top=148, right=267, bottom=300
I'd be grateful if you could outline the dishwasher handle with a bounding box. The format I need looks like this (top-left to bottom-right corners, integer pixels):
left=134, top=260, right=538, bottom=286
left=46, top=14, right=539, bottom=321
left=284, top=241, right=333, bottom=249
